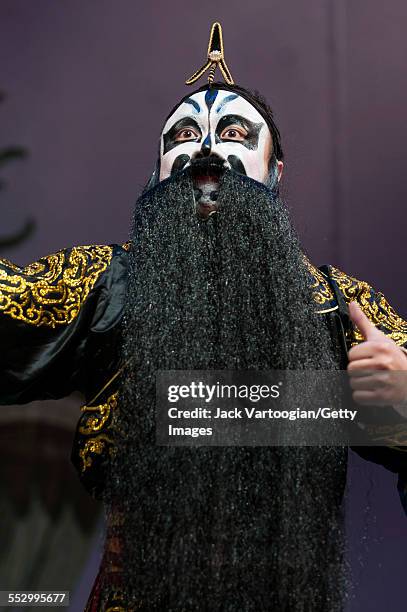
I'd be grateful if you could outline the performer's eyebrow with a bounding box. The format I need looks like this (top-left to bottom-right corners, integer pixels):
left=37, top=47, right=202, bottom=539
left=215, top=114, right=263, bottom=150
left=163, top=117, right=201, bottom=154
left=184, top=97, right=201, bottom=113
left=215, top=93, right=238, bottom=113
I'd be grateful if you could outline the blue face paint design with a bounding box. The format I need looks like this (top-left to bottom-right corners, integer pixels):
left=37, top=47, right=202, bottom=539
left=184, top=97, right=201, bottom=114
left=205, top=88, right=219, bottom=111
left=215, top=93, right=238, bottom=114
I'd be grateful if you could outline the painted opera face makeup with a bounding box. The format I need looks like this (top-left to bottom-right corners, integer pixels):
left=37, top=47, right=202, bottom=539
left=159, top=89, right=273, bottom=183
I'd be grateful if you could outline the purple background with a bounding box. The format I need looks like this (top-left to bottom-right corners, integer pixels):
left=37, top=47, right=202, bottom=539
left=1, top=1, right=406, bottom=610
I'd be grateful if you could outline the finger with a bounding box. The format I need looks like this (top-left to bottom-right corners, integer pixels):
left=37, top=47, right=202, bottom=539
left=348, top=341, right=382, bottom=361
left=352, top=389, right=392, bottom=406
left=348, top=301, right=386, bottom=342
left=349, top=372, right=390, bottom=390
left=348, top=358, right=383, bottom=373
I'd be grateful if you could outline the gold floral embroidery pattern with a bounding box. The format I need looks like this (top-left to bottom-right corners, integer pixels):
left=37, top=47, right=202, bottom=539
left=78, top=434, right=115, bottom=472
left=0, top=244, right=113, bottom=328
left=305, top=259, right=335, bottom=306
left=0, top=258, right=23, bottom=273
left=78, top=391, right=119, bottom=473
left=79, top=392, right=118, bottom=435
left=330, top=267, right=407, bottom=346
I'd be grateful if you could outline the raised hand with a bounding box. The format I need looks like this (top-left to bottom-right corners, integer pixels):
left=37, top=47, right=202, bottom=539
left=347, top=301, right=407, bottom=405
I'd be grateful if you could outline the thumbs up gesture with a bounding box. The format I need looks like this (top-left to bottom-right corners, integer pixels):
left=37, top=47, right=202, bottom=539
left=347, top=301, right=407, bottom=405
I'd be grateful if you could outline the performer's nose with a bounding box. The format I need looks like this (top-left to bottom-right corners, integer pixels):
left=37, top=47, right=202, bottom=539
left=195, top=135, right=212, bottom=158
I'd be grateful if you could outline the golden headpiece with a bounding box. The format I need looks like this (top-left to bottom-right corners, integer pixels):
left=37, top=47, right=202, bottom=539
left=185, top=22, right=235, bottom=86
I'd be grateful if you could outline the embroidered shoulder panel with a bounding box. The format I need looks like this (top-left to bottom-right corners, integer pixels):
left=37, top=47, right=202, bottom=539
left=0, top=244, right=113, bottom=328
left=330, top=266, right=407, bottom=346
left=304, top=259, right=335, bottom=308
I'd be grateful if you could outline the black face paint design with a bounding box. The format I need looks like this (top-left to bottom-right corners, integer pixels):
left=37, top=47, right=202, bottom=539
left=163, top=118, right=201, bottom=155
left=215, top=114, right=263, bottom=150
left=227, top=155, right=247, bottom=176
left=171, top=154, right=190, bottom=175
left=200, top=133, right=212, bottom=156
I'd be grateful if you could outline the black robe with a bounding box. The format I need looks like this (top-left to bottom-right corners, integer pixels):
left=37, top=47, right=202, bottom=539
left=1, top=242, right=406, bottom=609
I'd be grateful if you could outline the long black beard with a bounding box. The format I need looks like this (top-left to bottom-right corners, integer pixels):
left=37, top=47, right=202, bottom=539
left=107, top=169, right=348, bottom=611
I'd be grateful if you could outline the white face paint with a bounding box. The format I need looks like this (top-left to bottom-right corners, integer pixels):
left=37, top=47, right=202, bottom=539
left=159, top=89, right=272, bottom=183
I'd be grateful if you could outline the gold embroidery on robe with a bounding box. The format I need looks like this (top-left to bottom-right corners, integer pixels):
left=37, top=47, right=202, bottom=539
left=330, top=267, right=407, bottom=346
left=79, top=392, right=118, bottom=435
left=78, top=391, right=119, bottom=473
left=0, top=244, right=113, bottom=328
left=78, top=434, right=115, bottom=473
left=305, top=259, right=335, bottom=306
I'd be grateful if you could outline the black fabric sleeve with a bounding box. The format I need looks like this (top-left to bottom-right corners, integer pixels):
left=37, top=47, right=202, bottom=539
left=0, top=244, right=114, bottom=405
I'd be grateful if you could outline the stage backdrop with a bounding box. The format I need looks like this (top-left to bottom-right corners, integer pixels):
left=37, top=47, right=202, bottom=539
left=0, top=2, right=406, bottom=611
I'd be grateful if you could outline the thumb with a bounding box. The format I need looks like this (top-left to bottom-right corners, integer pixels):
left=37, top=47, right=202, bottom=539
left=348, top=301, right=386, bottom=341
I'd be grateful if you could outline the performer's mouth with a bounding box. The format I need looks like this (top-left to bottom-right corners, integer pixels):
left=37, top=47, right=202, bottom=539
left=190, top=158, right=226, bottom=219
left=193, top=174, right=220, bottom=218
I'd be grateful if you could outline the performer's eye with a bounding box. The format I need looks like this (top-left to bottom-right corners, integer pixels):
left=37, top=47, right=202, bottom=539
left=174, top=128, right=200, bottom=142
left=220, top=126, right=247, bottom=141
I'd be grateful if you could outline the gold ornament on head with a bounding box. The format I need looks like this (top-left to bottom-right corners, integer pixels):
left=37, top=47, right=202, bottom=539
left=185, top=22, right=235, bottom=86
